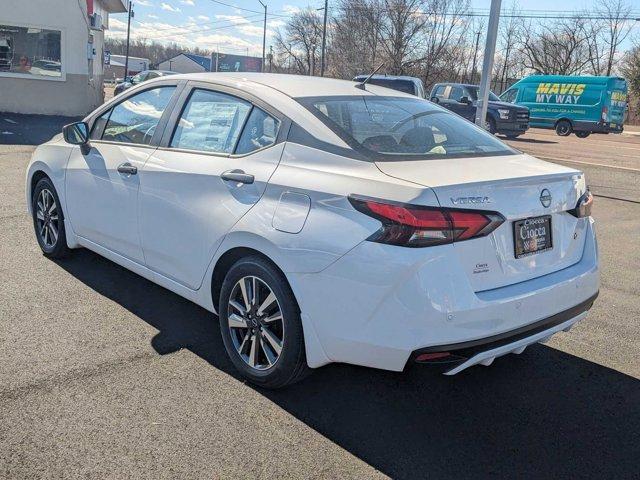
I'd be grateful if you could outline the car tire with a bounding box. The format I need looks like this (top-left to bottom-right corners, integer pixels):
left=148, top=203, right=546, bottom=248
left=485, top=117, right=497, bottom=134
left=575, top=131, right=591, bottom=138
left=31, top=177, right=71, bottom=259
left=504, top=133, right=521, bottom=139
left=218, top=255, right=311, bottom=389
left=555, top=120, right=572, bottom=136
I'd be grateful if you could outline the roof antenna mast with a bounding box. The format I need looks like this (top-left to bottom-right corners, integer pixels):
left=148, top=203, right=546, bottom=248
left=355, top=63, right=385, bottom=90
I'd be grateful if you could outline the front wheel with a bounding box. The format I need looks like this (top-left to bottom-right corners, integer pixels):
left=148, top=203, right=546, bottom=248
left=575, top=131, right=591, bottom=138
left=219, top=256, right=310, bottom=388
left=484, top=117, right=497, bottom=134
left=555, top=120, right=572, bottom=136
left=31, top=177, right=71, bottom=258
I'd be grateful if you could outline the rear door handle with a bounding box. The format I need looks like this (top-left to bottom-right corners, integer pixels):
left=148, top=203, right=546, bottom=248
left=117, top=163, right=137, bottom=175
left=221, top=169, right=254, bottom=184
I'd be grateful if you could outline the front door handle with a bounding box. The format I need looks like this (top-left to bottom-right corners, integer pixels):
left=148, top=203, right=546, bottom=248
left=117, top=162, right=137, bottom=175
left=221, top=169, right=254, bottom=184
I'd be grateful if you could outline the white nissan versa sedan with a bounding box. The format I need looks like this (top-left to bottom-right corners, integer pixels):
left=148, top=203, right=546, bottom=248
left=26, top=73, right=599, bottom=388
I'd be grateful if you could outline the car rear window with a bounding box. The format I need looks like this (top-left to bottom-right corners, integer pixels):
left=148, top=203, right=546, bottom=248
left=298, top=95, right=516, bottom=161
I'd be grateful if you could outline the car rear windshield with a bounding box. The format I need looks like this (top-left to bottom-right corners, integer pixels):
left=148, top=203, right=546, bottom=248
left=297, top=95, right=516, bottom=161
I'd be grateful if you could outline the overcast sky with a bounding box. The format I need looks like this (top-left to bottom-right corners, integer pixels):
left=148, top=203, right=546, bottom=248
left=106, top=0, right=639, bottom=58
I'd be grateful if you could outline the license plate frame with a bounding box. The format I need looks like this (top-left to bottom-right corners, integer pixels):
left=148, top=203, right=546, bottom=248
left=513, top=215, right=553, bottom=259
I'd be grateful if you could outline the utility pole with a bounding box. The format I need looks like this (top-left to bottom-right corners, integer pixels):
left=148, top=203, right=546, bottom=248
left=258, top=0, right=267, bottom=72
left=474, top=0, right=501, bottom=129
left=320, top=0, right=328, bottom=76
left=124, top=1, right=133, bottom=79
left=269, top=45, right=273, bottom=72
left=470, top=30, right=480, bottom=84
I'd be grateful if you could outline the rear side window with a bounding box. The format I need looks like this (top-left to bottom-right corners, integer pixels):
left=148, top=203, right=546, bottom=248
left=235, top=107, right=280, bottom=155
left=299, top=95, right=516, bottom=160
left=101, top=86, right=176, bottom=145
left=171, top=89, right=251, bottom=153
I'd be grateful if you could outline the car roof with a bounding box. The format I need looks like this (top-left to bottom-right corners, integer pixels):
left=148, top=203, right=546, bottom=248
left=167, top=72, right=414, bottom=99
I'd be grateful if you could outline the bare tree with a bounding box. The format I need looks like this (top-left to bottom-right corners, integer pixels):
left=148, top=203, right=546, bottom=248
left=595, top=0, right=634, bottom=75
left=519, top=17, right=593, bottom=75
left=328, top=0, right=384, bottom=78
left=273, top=9, right=323, bottom=75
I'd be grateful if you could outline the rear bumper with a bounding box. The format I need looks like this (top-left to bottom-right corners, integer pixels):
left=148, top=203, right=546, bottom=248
left=411, top=292, right=597, bottom=374
left=289, top=218, right=599, bottom=371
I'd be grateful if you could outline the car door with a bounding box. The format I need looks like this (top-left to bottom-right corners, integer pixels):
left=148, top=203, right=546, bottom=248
left=65, top=83, right=180, bottom=263
left=447, top=86, right=474, bottom=120
left=138, top=83, right=287, bottom=289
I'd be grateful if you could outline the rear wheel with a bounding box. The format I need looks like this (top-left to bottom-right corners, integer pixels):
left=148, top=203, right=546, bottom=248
left=219, top=255, right=310, bottom=388
left=31, top=177, right=70, bottom=258
left=555, top=120, right=572, bottom=136
left=575, top=131, right=591, bottom=138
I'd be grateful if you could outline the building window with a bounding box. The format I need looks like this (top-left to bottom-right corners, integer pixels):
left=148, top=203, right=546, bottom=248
left=0, top=24, right=62, bottom=78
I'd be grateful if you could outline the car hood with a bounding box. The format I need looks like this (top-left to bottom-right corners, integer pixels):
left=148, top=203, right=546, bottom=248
left=487, top=100, right=527, bottom=111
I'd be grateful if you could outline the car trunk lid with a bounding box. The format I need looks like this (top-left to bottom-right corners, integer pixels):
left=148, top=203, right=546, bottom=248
left=375, top=154, right=588, bottom=291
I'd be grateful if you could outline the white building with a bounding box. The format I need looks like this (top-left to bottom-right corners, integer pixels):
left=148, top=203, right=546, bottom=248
left=158, top=53, right=212, bottom=74
left=0, top=0, right=127, bottom=116
left=158, top=52, right=263, bottom=74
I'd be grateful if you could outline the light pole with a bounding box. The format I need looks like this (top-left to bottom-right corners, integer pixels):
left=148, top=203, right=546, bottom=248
left=258, top=0, right=267, bottom=72
left=319, top=0, right=328, bottom=76
left=124, top=1, right=133, bottom=79
left=474, top=0, right=501, bottom=129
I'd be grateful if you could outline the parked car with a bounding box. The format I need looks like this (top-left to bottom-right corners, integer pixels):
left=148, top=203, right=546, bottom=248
left=27, top=73, right=598, bottom=388
left=114, top=70, right=176, bottom=95
left=353, top=74, right=426, bottom=97
left=500, top=75, right=628, bottom=138
left=430, top=82, right=530, bottom=138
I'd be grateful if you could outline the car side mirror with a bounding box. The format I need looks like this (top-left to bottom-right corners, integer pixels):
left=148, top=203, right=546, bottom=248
left=430, top=96, right=439, bottom=103
left=63, top=121, right=91, bottom=155
left=459, top=96, right=471, bottom=104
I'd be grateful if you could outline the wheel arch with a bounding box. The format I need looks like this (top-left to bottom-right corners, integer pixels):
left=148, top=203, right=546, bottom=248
left=554, top=117, right=573, bottom=127
left=207, top=238, right=331, bottom=369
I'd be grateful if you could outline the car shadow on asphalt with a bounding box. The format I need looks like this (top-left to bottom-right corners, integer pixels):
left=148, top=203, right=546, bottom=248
left=54, top=249, right=640, bottom=479
left=502, top=136, right=558, bottom=145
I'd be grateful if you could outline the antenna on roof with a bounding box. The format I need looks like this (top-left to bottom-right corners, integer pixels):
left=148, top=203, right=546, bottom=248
left=355, top=63, right=385, bottom=90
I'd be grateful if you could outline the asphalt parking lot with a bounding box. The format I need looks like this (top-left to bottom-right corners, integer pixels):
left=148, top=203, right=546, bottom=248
left=1, top=116, right=639, bottom=479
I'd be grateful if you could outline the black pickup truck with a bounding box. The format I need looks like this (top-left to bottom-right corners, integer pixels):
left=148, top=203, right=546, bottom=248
left=430, top=82, right=530, bottom=138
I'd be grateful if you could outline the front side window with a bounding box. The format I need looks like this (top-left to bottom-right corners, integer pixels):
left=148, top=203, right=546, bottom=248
left=102, top=86, right=176, bottom=145
left=449, top=86, right=464, bottom=102
left=171, top=89, right=252, bottom=153
left=466, top=86, right=501, bottom=102
left=0, top=24, right=62, bottom=78
left=299, top=96, right=516, bottom=160
left=235, top=108, right=280, bottom=155
left=500, top=89, right=517, bottom=103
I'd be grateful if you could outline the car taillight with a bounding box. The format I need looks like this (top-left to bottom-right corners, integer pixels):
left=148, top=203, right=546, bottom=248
left=349, top=195, right=505, bottom=247
left=568, top=190, right=593, bottom=218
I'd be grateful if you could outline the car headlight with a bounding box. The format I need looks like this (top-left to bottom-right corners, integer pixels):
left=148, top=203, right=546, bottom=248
left=497, top=109, right=510, bottom=120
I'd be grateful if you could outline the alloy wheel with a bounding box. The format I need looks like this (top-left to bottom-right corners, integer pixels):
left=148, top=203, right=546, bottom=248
left=35, top=189, right=60, bottom=249
left=227, top=275, right=285, bottom=371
